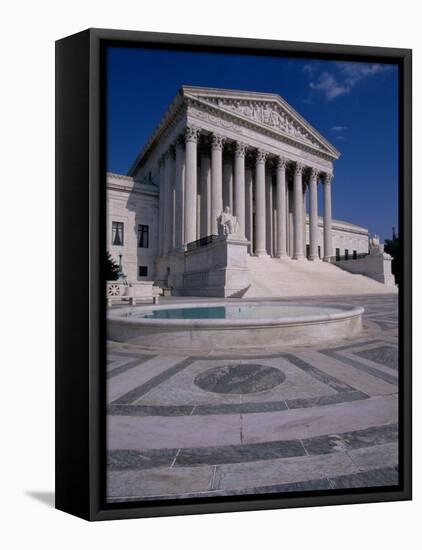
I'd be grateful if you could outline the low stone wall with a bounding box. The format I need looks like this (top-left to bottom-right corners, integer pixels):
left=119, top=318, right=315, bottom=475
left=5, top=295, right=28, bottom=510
left=107, top=280, right=154, bottom=298
left=337, top=253, right=395, bottom=286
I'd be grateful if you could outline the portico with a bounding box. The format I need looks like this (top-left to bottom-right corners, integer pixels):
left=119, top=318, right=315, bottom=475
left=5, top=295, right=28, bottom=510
left=130, top=86, right=339, bottom=271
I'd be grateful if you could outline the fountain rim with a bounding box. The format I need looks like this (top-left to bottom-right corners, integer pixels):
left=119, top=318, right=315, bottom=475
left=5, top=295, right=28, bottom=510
left=107, top=301, right=364, bottom=329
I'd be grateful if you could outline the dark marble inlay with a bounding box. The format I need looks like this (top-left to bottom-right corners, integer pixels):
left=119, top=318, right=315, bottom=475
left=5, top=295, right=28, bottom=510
left=283, top=353, right=357, bottom=393
left=355, top=346, right=398, bottom=370
left=107, top=392, right=369, bottom=418
left=108, top=404, right=195, bottom=417
left=175, top=439, right=305, bottom=467
left=320, top=349, right=398, bottom=385
left=108, top=449, right=177, bottom=470
left=193, top=401, right=288, bottom=415
left=340, top=423, right=399, bottom=449
left=302, top=423, right=399, bottom=456
left=286, top=390, right=369, bottom=410
left=107, top=356, right=156, bottom=380
left=370, top=320, right=398, bottom=331
left=302, top=434, right=348, bottom=455
left=330, top=466, right=399, bottom=489
left=107, top=464, right=399, bottom=502
left=194, top=364, right=286, bottom=395
left=320, top=339, right=385, bottom=353
left=106, top=466, right=399, bottom=502
left=111, top=357, right=195, bottom=405
left=244, top=478, right=333, bottom=494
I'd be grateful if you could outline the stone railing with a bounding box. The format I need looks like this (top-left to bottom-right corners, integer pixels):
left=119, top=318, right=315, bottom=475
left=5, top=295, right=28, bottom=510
left=106, top=280, right=159, bottom=306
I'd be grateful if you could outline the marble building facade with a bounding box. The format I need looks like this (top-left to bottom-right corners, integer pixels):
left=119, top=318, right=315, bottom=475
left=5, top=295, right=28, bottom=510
left=107, top=86, right=376, bottom=294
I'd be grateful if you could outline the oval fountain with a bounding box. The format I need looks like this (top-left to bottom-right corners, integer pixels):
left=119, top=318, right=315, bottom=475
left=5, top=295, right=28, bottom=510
left=107, top=301, right=364, bottom=352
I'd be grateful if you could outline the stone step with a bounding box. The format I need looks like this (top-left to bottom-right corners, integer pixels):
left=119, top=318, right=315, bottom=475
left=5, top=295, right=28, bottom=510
left=242, top=256, right=397, bottom=298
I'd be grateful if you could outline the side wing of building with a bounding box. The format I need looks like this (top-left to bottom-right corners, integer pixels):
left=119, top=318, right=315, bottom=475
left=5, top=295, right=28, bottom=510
left=106, top=173, right=159, bottom=282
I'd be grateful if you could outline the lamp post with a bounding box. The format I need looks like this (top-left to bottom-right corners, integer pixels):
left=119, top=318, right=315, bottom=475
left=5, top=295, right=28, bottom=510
left=117, top=254, right=126, bottom=281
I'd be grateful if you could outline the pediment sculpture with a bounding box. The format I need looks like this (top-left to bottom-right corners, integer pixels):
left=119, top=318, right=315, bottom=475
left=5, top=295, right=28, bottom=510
left=213, top=99, right=320, bottom=148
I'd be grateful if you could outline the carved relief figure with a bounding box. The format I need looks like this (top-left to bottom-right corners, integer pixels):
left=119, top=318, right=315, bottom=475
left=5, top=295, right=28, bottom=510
left=201, top=98, right=322, bottom=149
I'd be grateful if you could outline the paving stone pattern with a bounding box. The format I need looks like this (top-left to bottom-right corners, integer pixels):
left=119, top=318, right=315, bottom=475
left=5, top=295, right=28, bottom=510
left=107, top=294, right=399, bottom=502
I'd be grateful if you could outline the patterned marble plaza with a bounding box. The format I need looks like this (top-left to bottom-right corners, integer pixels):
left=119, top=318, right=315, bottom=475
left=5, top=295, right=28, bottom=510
left=106, top=294, right=399, bottom=502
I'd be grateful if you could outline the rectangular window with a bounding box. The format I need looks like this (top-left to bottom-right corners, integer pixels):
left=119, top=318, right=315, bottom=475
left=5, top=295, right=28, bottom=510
left=318, top=245, right=321, bottom=259
left=353, top=250, right=357, bottom=260
left=345, top=249, right=349, bottom=260
left=138, top=265, right=148, bottom=277
left=138, top=224, right=149, bottom=248
left=112, top=221, right=124, bottom=246
left=306, top=244, right=310, bottom=259
left=335, top=247, right=340, bottom=261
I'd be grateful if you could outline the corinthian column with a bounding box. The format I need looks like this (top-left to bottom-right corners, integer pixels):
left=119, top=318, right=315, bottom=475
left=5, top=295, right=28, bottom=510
left=293, top=162, right=304, bottom=260
left=175, top=136, right=185, bottom=250
left=163, top=147, right=175, bottom=255
left=211, top=134, right=224, bottom=235
left=323, top=172, right=333, bottom=262
left=266, top=171, right=273, bottom=255
left=255, top=149, right=268, bottom=257
left=275, top=157, right=287, bottom=257
left=157, top=155, right=165, bottom=256
left=184, top=126, right=200, bottom=245
left=309, top=168, right=319, bottom=261
left=234, top=141, right=246, bottom=237
left=245, top=166, right=253, bottom=254
left=199, top=146, right=211, bottom=238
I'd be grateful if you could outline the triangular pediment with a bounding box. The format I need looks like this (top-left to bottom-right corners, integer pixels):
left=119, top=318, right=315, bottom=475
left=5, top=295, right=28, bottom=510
left=182, top=86, right=339, bottom=158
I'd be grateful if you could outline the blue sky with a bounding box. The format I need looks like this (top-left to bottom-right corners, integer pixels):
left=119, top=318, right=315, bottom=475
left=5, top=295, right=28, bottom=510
left=106, top=47, right=398, bottom=241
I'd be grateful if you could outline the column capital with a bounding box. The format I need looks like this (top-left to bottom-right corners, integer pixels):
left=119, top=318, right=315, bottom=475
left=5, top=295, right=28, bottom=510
left=211, top=133, right=225, bottom=150
left=276, top=156, right=288, bottom=169
left=256, top=149, right=268, bottom=164
left=294, top=162, right=304, bottom=175
left=324, top=172, right=334, bottom=185
left=234, top=141, right=247, bottom=157
left=310, top=167, right=319, bottom=180
left=185, top=126, right=201, bottom=143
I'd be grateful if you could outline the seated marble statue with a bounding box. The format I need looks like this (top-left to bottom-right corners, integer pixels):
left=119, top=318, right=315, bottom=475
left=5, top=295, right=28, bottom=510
left=369, top=234, right=385, bottom=255
left=217, top=206, right=239, bottom=236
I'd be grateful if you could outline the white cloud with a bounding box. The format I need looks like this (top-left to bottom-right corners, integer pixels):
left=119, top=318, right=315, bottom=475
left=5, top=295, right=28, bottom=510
left=331, top=125, right=348, bottom=132
left=309, top=72, right=348, bottom=100
left=308, top=62, right=389, bottom=101
left=302, top=63, right=317, bottom=77
left=336, top=62, right=386, bottom=85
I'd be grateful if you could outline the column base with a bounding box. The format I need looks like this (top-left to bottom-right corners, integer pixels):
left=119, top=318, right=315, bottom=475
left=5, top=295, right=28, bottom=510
left=309, top=255, right=321, bottom=262
left=275, top=251, right=288, bottom=258
left=323, top=256, right=332, bottom=263
left=292, top=254, right=305, bottom=261
left=255, top=250, right=270, bottom=258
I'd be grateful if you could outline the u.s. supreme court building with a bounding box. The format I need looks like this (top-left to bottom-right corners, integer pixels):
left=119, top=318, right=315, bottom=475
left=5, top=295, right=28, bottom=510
left=107, top=86, right=395, bottom=297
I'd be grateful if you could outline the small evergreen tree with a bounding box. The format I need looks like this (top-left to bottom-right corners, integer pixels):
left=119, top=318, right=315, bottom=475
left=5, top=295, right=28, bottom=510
left=106, top=251, right=120, bottom=281
left=384, top=227, right=400, bottom=286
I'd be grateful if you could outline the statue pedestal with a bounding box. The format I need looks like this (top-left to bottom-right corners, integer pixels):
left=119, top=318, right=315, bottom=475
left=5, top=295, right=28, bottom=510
left=182, top=234, right=251, bottom=297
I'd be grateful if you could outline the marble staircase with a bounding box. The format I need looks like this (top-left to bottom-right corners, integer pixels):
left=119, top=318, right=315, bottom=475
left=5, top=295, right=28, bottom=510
left=240, top=256, right=398, bottom=298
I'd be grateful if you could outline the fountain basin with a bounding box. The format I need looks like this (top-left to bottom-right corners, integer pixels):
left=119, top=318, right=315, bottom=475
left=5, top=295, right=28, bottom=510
left=107, top=301, right=364, bottom=352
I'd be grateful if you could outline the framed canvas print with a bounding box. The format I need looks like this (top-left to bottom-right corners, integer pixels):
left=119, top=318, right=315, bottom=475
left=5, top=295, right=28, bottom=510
left=55, top=28, right=412, bottom=521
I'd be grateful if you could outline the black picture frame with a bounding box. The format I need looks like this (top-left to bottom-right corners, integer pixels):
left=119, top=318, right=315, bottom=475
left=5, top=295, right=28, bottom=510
left=55, top=28, right=412, bottom=521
